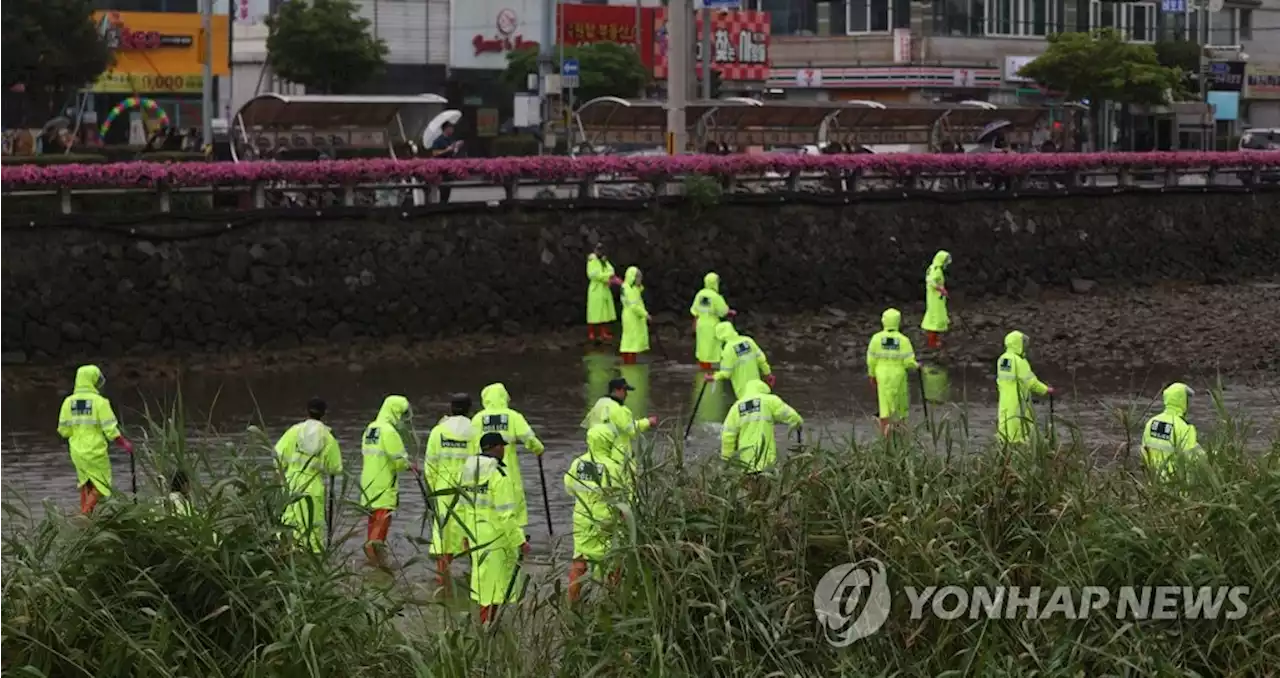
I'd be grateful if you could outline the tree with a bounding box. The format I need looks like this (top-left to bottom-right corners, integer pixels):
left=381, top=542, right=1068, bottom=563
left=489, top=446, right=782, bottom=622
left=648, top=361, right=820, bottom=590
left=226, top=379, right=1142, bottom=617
left=2, top=0, right=111, bottom=127
left=266, top=0, right=388, bottom=95
left=1019, top=29, right=1183, bottom=149
left=503, top=42, right=649, bottom=105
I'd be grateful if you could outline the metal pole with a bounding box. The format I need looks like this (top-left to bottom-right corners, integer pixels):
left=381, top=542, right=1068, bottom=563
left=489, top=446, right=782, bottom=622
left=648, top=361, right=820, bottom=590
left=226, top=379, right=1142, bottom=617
left=201, top=0, right=214, bottom=146
left=540, top=0, right=555, bottom=155
left=667, top=0, right=690, bottom=154
left=561, top=0, right=572, bottom=151
left=700, top=7, right=712, bottom=99
left=636, top=0, right=642, bottom=52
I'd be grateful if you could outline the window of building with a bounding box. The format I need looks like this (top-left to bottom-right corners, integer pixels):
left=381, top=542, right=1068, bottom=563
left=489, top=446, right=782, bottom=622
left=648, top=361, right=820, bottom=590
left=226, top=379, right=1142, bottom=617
left=1239, top=9, right=1252, bottom=40
left=1090, top=0, right=1156, bottom=42
left=986, top=0, right=1059, bottom=37
left=847, top=0, right=893, bottom=33
left=1206, top=8, right=1253, bottom=46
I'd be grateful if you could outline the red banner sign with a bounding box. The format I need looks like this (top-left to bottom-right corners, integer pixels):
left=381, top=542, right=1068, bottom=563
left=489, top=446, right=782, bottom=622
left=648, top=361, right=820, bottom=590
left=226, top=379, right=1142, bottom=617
left=653, top=9, right=771, bottom=82
left=557, top=4, right=657, bottom=68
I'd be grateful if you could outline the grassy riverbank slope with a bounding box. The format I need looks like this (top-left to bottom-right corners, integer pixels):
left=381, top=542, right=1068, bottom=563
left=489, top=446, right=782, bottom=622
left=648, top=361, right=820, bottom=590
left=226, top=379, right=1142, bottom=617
left=4, top=408, right=1278, bottom=677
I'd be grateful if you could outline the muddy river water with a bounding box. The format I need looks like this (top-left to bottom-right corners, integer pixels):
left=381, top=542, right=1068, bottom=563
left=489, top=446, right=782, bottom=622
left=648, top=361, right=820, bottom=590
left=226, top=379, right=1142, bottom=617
left=3, top=342, right=1276, bottom=563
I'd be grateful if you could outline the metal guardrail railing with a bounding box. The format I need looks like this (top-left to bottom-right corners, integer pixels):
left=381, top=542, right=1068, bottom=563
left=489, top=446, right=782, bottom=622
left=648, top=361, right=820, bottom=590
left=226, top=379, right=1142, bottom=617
left=1, top=165, right=1273, bottom=218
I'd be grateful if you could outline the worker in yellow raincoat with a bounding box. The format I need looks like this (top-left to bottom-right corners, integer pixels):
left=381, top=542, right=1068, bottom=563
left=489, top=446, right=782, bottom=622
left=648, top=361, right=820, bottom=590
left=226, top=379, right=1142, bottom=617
left=471, top=383, right=545, bottom=529
left=275, top=397, right=343, bottom=552
left=459, top=432, right=530, bottom=624
left=57, top=364, right=134, bottom=515
left=995, top=331, right=1053, bottom=444
left=586, top=242, right=622, bottom=341
left=360, top=395, right=411, bottom=567
left=564, top=424, right=631, bottom=602
left=708, top=321, right=774, bottom=398
left=424, top=393, right=477, bottom=589
left=690, top=272, right=734, bottom=370
left=921, top=250, right=952, bottom=349
left=721, top=379, right=803, bottom=473
left=582, top=377, right=656, bottom=464
left=1141, top=383, right=1204, bottom=482
left=866, top=309, right=920, bottom=437
left=619, top=266, right=650, bottom=364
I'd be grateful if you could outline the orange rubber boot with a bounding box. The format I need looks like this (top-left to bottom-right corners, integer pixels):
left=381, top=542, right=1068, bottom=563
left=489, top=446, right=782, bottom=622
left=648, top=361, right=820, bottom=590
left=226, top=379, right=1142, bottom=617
left=568, top=559, right=589, bottom=602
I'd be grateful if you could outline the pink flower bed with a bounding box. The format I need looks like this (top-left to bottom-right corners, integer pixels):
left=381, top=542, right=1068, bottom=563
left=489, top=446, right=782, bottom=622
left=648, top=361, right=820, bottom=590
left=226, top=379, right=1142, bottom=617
left=3, top=152, right=1277, bottom=190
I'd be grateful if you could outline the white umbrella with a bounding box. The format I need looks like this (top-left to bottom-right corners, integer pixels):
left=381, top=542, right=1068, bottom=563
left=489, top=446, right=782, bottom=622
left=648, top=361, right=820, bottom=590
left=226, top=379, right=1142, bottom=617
left=422, top=110, right=463, bottom=149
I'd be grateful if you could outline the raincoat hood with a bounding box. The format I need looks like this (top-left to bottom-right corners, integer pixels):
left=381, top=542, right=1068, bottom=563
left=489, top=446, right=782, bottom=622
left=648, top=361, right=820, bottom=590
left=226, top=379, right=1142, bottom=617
left=624, top=266, right=641, bottom=286
left=703, top=272, right=720, bottom=292
left=297, top=419, right=328, bottom=455
left=1162, top=382, right=1193, bottom=417
left=74, top=364, right=103, bottom=392
left=743, top=379, right=771, bottom=398
left=376, top=395, right=410, bottom=424
left=586, top=423, right=618, bottom=458
left=931, top=250, right=952, bottom=269
left=439, top=414, right=474, bottom=439
left=1004, top=331, right=1027, bottom=356
left=481, top=383, right=511, bottom=410
left=881, top=308, right=902, bottom=332
left=714, top=321, right=739, bottom=343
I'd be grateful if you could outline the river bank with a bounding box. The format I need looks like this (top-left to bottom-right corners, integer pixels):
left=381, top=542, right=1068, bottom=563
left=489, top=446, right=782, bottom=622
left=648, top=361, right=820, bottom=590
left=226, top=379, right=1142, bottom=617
left=4, top=279, right=1277, bottom=392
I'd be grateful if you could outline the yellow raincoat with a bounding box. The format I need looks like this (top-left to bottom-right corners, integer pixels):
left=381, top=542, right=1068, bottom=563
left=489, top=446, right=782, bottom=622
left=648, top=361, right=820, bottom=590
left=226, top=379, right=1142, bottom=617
left=996, top=331, right=1049, bottom=444
left=690, top=272, right=729, bottom=364
left=712, top=321, right=772, bottom=398
left=922, top=250, right=951, bottom=333
left=471, top=384, right=545, bottom=527
left=1142, top=383, right=1204, bottom=482
left=619, top=266, right=650, bottom=354
left=564, top=424, right=631, bottom=566
left=359, top=396, right=411, bottom=510
left=866, top=309, right=919, bottom=420
left=275, top=418, right=343, bottom=551
left=458, top=454, right=525, bottom=605
left=720, top=380, right=803, bottom=473
left=57, top=365, right=123, bottom=497
left=425, top=414, right=477, bottom=556
left=586, top=253, right=618, bottom=324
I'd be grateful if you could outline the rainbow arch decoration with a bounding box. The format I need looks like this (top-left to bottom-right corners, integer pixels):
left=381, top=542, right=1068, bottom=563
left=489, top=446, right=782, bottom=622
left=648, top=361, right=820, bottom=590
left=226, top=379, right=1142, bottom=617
left=99, top=96, right=171, bottom=136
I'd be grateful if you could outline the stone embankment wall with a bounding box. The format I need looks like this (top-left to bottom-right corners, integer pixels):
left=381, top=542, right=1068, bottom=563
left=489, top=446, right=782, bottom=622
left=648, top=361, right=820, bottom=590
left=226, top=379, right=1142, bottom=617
left=3, top=193, right=1278, bottom=361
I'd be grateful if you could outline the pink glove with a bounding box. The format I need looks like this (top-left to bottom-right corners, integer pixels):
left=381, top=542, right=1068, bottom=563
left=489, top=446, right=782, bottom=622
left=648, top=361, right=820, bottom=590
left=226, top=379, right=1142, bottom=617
left=412, top=464, right=421, bottom=476
left=1046, top=386, right=1056, bottom=395
left=115, top=436, right=134, bottom=455
left=609, top=276, right=623, bottom=286
left=646, top=416, right=658, bottom=428
left=868, top=377, right=877, bottom=390
left=726, top=309, right=737, bottom=318
left=704, top=373, right=716, bottom=383
left=521, top=541, right=532, bottom=556
left=764, top=374, right=777, bottom=388
left=939, top=286, right=950, bottom=299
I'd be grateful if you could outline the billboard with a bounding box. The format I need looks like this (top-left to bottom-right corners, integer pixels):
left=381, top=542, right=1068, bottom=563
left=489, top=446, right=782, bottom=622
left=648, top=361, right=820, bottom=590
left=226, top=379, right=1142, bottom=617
left=90, top=11, right=230, bottom=93
left=653, top=8, right=770, bottom=81
left=450, top=0, right=544, bottom=71
left=1245, top=63, right=1280, bottom=101
left=558, top=4, right=657, bottom=68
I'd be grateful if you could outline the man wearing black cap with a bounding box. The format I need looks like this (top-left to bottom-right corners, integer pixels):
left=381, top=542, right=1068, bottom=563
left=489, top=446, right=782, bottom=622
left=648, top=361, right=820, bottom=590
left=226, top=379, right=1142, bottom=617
left=423, top=393, right=477, bottom=591
left=458, top=431, right=530, bottom=624
left=581, top=377, right=658, bottom=463
left=274, top=397, right=344, bottom=552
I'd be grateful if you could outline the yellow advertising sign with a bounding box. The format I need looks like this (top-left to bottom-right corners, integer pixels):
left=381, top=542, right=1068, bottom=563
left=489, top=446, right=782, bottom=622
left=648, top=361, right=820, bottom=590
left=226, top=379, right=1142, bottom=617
left=91, top=11, right=230, bottom=79
left=1245, top=63, right=1280, bottom=101
left=92, top=72, right=205, bottom=94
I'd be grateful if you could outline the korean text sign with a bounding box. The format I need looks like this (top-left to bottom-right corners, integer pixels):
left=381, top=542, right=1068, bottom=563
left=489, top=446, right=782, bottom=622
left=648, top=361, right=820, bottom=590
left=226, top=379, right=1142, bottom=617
left=653, top=9, right=771, bottom=81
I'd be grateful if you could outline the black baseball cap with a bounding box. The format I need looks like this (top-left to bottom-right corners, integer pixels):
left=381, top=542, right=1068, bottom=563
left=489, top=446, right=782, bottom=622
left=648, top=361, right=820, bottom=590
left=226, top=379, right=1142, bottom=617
left=450, top=392, right=471, bottom=408
left=608, top=378, right=635, bottom=392
left=307, top=397, right=327, bottom=417
left=479, top=432, right=506, bottom=450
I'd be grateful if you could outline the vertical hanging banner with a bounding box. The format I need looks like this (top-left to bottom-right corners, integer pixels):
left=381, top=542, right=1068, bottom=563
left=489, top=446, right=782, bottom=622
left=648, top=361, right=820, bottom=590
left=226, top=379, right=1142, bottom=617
left=653, top=8, right=771, bottom=81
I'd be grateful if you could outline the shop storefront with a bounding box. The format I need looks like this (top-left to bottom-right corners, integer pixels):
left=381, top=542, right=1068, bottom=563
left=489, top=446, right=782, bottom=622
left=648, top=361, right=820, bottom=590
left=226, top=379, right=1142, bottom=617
left=1243, top=63, right=1280, bottom=129
left=91, top=10, right=230, bottom=144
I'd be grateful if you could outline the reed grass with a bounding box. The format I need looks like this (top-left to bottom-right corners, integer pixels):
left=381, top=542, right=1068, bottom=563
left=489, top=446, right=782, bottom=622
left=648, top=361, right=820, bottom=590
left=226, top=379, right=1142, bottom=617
left=3, top=399, right=1277, bottom=677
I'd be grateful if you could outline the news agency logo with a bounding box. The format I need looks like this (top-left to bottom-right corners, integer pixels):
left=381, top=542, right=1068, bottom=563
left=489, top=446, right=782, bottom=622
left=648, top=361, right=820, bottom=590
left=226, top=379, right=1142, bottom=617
left=815, top=560, right=1251, bottom=646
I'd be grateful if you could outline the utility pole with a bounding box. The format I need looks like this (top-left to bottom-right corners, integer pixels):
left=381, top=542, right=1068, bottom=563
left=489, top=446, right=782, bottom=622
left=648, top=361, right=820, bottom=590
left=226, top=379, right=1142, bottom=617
left=700, top=7, right=712, bottom=99
left=201, top=0, right=214, bottom=146
left=667, top=0, right=690, bottom=154
left=540, top=0, right=555, bottom=154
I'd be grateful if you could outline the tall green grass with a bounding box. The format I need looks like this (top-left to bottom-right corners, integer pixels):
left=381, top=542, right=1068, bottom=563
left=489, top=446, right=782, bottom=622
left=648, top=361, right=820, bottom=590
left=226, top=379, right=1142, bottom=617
left=3, top=402, right=1277, bottom=677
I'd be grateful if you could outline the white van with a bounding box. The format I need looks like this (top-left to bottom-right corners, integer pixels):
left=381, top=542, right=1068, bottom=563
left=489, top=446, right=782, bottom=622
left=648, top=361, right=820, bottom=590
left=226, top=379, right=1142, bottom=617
left=1239, top=128, right=1280, bottom=151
